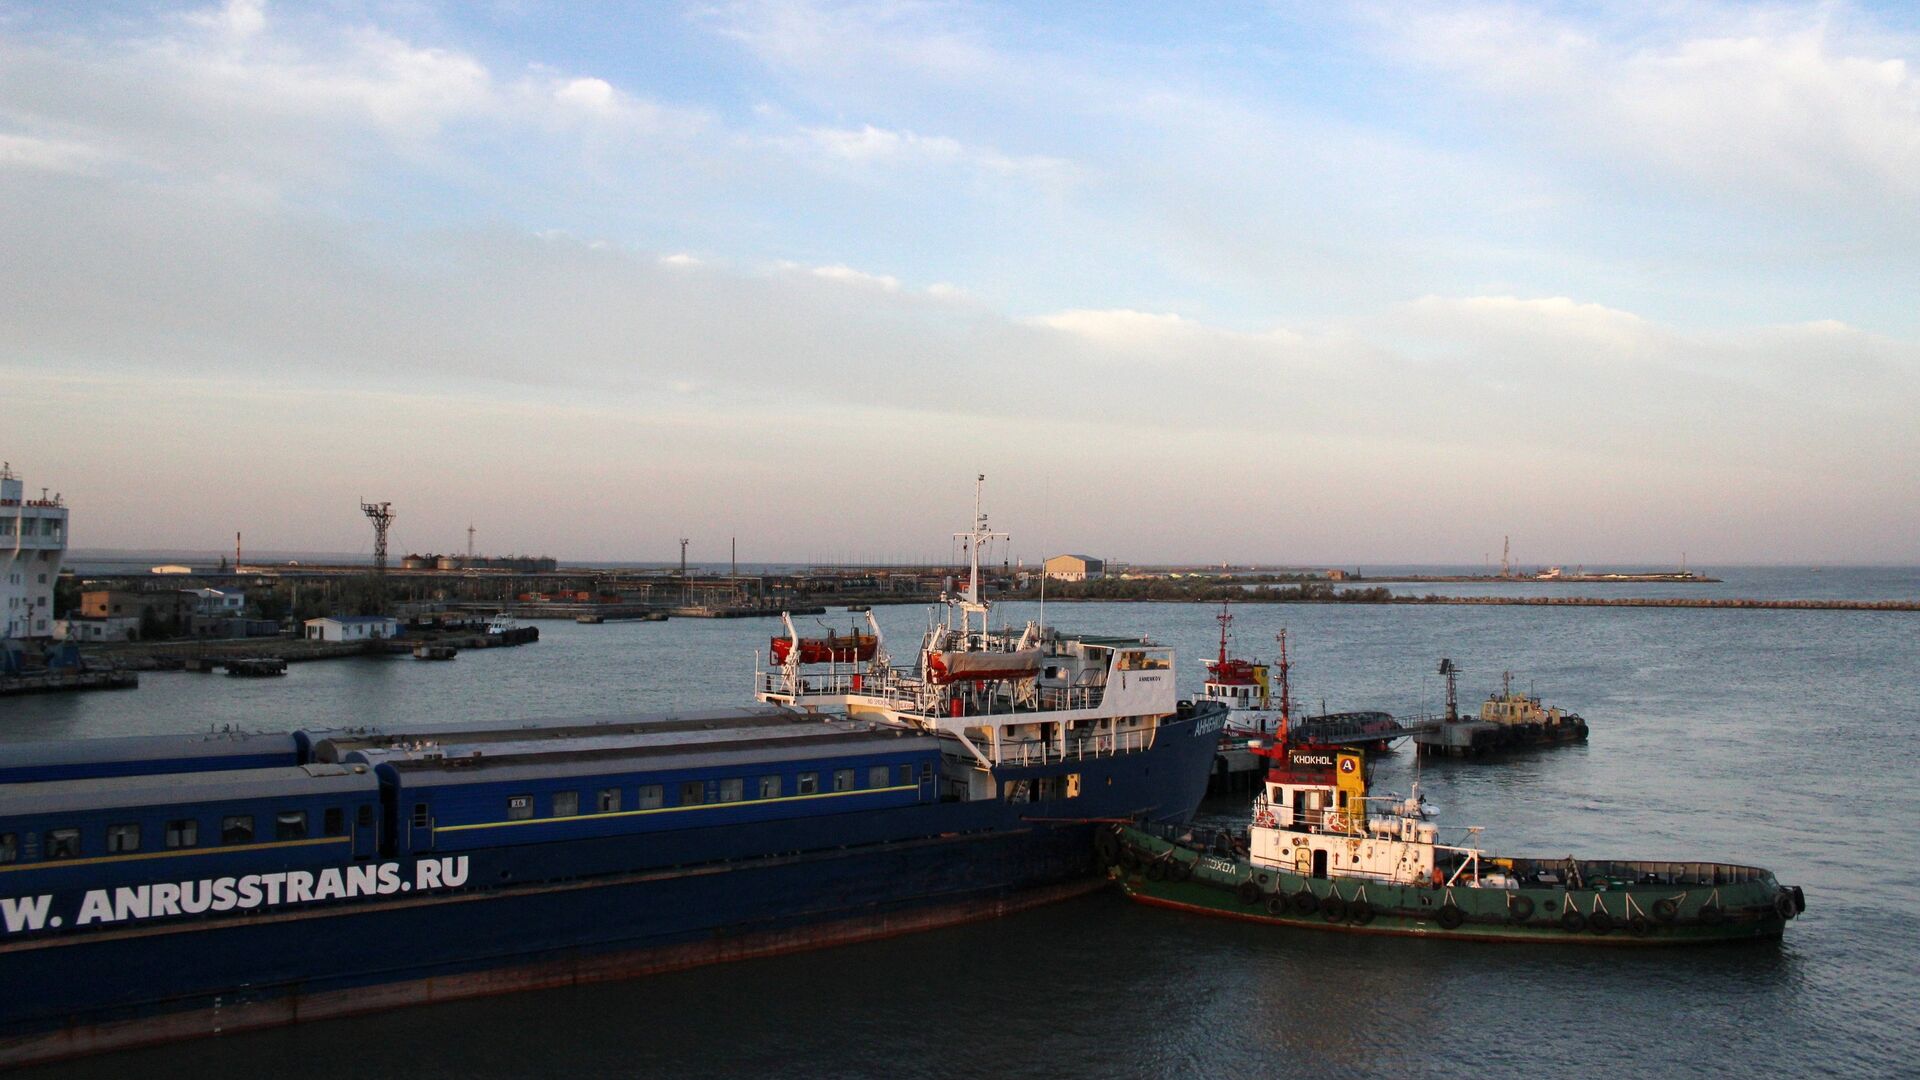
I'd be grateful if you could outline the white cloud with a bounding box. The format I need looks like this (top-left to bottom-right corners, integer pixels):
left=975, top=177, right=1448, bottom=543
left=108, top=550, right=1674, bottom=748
left=0, top=133, right=104, bottom=174
left=809, top=263, right=901, bottom=291
left=1370, top=5, right=1920, bottom=213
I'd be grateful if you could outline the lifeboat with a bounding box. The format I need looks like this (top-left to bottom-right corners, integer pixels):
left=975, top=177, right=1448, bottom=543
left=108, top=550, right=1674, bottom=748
left=924, top=648, right=1043, bottom=684
left=770, top=634, right=877, bottom=665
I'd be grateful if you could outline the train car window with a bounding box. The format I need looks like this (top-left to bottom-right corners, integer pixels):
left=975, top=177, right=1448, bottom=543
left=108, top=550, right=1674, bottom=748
left=412, top=803, right=430, bottom=828
left=717, top=778, right=743, bottom=803
left=638, top=785, right=664, bottom=809
left=833, top=769, right=854, bottom=792
left=0, top=833, right=13, bottom=863
left=552, top=791, right=579, bottom=817
left=276, top=811, right=308, bottom=841
left=357, top=805, right=374, bottom=829
left=323, top=808, right=346, bottom=836
left=868, top=765, right=889, bottom=789
left=897, top=765, right=912, bottom=786
left=597, top=788, right=621, bottom=813
left=47, top=828, right=80, bottom=859
left=166, top=819, right=198, bottom=848
left=107, top=823, right=140, bottom=853
left=222, top=816, right=254, bottom=844
left=679, top=781, right=704, bottom=807
left=757, top=775, right=781, bottom=799
left=920, top=763, right=933, bottom=782
left=797, top=772, right=819, bottom=795
left=507, top=796, right=533, bottom=821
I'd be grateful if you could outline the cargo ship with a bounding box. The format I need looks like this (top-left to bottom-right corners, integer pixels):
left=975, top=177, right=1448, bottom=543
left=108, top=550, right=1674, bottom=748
left=0, top=481, right=1227, bottom=1065
left=1106, top=732, right=1802, bottom=944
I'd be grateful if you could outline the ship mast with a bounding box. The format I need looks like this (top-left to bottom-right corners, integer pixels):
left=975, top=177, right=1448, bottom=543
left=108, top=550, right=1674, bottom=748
left=1215, top=601, right=1232, bottom=671
left=952, top=474, right=1007, bottom=634
left=1275, top=629, right=1293, bottom=741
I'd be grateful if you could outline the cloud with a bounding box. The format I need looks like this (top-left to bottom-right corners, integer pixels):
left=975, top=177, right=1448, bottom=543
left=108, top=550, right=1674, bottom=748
left=794, top=123, right=1071, bottom=182
left=0, top=133, right=104, bottom=174
left=808, top=263, right=900, bottom=291
left=1368, top=4, right=1920, bottom=216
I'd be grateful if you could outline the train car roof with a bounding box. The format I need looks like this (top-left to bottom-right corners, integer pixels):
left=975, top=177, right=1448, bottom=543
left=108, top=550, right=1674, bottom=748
left=304, top=705, right=814, bottom=761
left=0, top=764, right=380, bottom=818
left=381, top=726, right=940, bottom=788
left=0, top=731, right=300, bottom=770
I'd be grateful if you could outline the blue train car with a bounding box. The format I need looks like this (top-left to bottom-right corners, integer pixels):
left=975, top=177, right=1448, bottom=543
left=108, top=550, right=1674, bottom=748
left=0, top=733, right=304, bottom=784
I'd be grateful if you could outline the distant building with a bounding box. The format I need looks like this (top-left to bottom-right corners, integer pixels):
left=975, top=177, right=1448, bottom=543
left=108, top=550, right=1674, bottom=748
left=1044, top=554, right=1105, bottom=582
left=303, top=615, right=399, bottom=642
left=187, top=588, right=247, bottom=615
left=1, top=463, right=67, bottom=640
left=80, top=590, right=195, bottom=625
left=1325, top=569, right=1349, bottom=581
left=54, top=616, right=141, bottom=643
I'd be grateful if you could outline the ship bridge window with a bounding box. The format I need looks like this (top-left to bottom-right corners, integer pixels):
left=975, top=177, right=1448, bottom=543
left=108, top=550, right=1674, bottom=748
left=323, top=808, right=345, bottom=836
left=680, top=781, right=705, bottom=807
left=47, top=828, right=80, bottom=859
left=166, top=819, right=198, bottom=848
left=107, top=823, right=140, bottom=853
left=552, top=792, right=579, bottom=817
left=507, top=796, right=533, bottom=821
left=638, top=785, right=664, bottom=809
left=797, top=773, right=819, bottom=796
left=1118, top=650, right=1171, bottom=671
left=0, top=833, right=13, bottom=863
left=718, top=778, right=744, bottom=803
left=757, top=776, right=781, bottom=799
left=833, top=769, right=854, bottom=792
left=868, top=765, right=890, bottom=789
left=598, top=788, right=621, bottom=813
left=221, top=816, right=253, bottom=845
left=276, top=811, right=308, bottom=841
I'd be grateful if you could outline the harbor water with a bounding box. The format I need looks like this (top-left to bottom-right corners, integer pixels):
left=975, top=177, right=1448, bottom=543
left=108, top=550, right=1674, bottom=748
left=5, top=569, right=1917, bottom=1078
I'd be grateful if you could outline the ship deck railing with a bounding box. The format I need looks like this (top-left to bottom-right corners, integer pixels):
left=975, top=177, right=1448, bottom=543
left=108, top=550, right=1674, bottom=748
left=756, top=668, right=1107, bottom=717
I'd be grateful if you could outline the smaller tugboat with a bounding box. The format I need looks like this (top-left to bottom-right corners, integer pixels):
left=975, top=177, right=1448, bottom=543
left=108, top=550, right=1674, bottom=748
left=1106, top=731, right=1803, bottom=944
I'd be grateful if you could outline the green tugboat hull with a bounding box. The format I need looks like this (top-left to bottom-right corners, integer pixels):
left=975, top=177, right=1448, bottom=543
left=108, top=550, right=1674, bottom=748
left=1109, top=826, right=1795, bottom=946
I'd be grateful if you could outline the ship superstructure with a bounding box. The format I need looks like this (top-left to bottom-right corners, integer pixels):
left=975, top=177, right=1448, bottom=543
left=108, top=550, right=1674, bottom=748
left=758, top=478, right=1208, bottom=799
left=1, top=464, right=67, bottom=641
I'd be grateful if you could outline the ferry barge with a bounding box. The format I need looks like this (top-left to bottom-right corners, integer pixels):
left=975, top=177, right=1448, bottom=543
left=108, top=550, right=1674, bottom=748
left=0, top=482, right=1227, bottom=1065
left=1108, top=733, right=1802, bottom=944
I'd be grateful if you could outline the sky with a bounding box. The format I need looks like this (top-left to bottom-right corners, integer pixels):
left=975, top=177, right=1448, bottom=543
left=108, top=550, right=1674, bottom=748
left=2, top=0, right=1917, bottom=566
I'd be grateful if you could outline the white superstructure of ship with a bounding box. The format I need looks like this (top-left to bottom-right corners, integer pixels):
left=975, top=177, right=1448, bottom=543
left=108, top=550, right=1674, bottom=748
left=755, top=477, right=1209, bottom=799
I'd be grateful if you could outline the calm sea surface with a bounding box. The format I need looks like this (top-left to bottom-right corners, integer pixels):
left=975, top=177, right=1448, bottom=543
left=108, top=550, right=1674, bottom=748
left=7, top=569, right=1919, bottom=1078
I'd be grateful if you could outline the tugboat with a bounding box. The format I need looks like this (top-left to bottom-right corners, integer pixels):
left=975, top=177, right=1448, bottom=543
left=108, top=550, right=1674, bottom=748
left=1199, top=607, right=1404, bottom=751
left=1104, top=729, right=1804, bottom=943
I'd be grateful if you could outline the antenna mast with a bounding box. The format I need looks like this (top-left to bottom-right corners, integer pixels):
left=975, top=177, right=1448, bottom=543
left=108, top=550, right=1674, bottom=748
left=360, top=500, right=394, bottom=573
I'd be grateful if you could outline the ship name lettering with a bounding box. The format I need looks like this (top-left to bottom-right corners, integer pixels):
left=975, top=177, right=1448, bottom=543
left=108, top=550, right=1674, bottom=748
left=1, top=857, right=471, bottom=935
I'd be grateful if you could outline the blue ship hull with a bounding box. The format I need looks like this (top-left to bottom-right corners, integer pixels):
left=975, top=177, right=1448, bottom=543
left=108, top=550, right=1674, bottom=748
left=0, top=707, right=1224, bottom=1065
